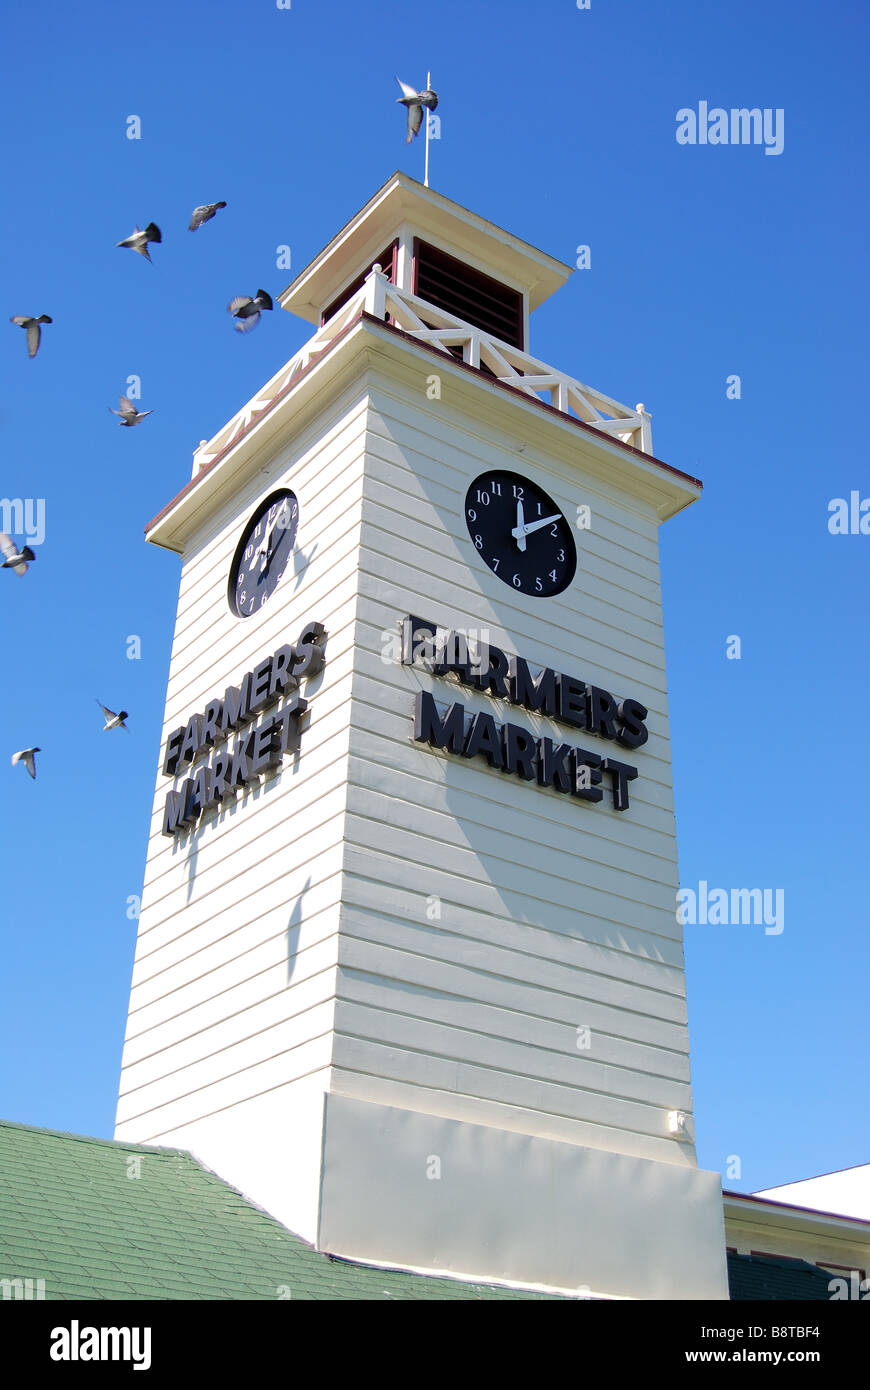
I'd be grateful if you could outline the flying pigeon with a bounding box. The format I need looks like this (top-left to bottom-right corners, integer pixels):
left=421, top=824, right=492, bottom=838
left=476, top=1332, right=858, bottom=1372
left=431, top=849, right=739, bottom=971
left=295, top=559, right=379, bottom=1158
left=109, top=395, right=153, bottom=427
left=395, top=77, right=438, bottom=143
left=10, top=314, right=52, bottom=358
left=189, top=201, right=227, bottom=231
left=96, top=700, right=128, bottom=731
left=116, top=222, right=162, bottom=262
left=11, top=748, right=40, bottom=779
left=227, top=289, right=273, bottom=333
left=0, top=532, right=35, bottom=576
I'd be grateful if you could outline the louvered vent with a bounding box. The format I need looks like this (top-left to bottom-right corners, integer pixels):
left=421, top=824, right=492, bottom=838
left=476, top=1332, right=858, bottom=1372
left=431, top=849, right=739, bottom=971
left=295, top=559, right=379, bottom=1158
left=413, top=238, right=524, bottom=349
left=321, top=240, right=398, bottom=325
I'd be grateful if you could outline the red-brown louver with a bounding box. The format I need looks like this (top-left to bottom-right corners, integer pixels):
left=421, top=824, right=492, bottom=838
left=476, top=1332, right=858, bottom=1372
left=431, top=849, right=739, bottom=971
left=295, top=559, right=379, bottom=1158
left=412, top=238, right=524, bottom=349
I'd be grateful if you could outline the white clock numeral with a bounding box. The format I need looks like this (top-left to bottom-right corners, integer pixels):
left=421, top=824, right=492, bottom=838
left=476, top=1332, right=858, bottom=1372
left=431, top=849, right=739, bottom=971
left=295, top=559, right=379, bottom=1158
left=474, top=534, right=483, bottom=550
left=535, top=577, right=543, bottom=592
left=550, top=524, right=559, bottom=537
left=549, top=569, right=557, bottom=582
left=476, top=489, right=490, bottom=505
left=557, top=549, right=565, bottom=561
left=512, top=573, right=521, bottom=588
left=491, top=557, right=499, bottom=571
left=537, top=502, right=543, bottom=516
left=512, top=485, right=524, bottom=499
left=467, top=507, right=477, bottom=522
left=489, top=480, right=502, bottom=495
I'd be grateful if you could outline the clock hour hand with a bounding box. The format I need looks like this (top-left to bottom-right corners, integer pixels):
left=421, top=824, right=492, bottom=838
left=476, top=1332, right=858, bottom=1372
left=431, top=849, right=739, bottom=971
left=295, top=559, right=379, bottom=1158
left=511, top=511, right=562, bottom=542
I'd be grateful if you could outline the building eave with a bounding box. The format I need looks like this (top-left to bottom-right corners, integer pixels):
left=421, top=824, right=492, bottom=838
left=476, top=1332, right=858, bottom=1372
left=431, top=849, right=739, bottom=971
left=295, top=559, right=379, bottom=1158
left=723, top=1190, right=870, bottom=1241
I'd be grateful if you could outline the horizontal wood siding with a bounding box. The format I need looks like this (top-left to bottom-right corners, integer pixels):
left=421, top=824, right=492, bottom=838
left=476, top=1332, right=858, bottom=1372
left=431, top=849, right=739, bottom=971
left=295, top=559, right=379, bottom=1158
left=116, top=387, right=369, bottom=1144
left=116, top=345, right=697, bottom=1178
left=331, top=375, right=693, bottom=1163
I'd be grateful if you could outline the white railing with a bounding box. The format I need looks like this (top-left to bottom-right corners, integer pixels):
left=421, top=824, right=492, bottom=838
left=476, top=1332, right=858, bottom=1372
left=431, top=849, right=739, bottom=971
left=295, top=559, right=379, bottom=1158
left=192, top=265, right=651, bottom=475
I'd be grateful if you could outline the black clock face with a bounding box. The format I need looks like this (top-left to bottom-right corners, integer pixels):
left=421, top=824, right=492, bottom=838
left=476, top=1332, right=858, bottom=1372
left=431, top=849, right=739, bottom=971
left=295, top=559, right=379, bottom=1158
left=464, top=470, right=576, bottom=597
left=228, top=489, right=299, bottom=619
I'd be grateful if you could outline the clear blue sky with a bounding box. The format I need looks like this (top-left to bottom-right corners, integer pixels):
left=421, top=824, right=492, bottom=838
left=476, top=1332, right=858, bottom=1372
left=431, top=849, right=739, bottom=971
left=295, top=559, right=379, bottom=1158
left=2, top=0, right=867, bottom=1197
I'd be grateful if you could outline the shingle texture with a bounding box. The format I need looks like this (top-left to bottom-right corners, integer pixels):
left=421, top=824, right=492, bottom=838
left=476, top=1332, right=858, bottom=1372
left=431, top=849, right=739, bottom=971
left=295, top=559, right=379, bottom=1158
left=0, top=1119, right=561, bottom=1301
left=727, top=1250, right=837, bottom=1301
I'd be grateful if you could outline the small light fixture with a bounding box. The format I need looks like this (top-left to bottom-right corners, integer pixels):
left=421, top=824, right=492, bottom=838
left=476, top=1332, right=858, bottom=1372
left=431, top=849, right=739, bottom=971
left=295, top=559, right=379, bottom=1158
left=667, top=1110, right=690, bottom=1138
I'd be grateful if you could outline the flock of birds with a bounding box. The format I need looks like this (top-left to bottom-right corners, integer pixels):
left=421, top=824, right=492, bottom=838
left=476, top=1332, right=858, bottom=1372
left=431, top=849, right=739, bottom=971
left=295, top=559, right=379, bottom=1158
left=6, top=77, right=439, bottom=785
left=5, top=200, right=240, bottom=781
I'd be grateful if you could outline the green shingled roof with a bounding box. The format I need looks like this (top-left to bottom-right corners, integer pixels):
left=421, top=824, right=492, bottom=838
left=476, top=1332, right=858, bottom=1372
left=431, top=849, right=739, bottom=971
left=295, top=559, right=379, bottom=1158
left=727, top=1250, right=839, bottom=1301
left=0, top=1119, right=562, bottom=1301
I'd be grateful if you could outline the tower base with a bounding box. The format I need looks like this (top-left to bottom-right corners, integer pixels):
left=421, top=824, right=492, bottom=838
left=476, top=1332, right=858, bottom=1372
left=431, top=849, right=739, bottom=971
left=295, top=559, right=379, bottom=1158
left=317, top=1094, right=728, bottom=1299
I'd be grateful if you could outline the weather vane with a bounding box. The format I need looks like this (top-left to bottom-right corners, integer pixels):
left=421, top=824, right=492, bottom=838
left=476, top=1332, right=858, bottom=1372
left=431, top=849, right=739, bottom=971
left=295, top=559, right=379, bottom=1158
left=395, top=72, right=439, bottom=186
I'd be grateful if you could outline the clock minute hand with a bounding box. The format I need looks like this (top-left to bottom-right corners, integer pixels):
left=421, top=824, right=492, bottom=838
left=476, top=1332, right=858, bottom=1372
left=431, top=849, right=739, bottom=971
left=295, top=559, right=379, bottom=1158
left=512, top=511, right=562, bottom=541
left=256, top=510, right=285, bottom=571
left=514, top=499, right=527, bottom=552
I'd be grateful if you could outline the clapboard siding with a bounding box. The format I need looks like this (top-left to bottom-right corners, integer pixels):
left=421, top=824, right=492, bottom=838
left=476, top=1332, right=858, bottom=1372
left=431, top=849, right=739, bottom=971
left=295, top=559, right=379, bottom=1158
left=325, top=377, right=692, bottom=1159
left=336, top=862, right=684, bottom=990
left=126, top=895, right=340, bottom=1031
left=132, top=861, right=343, bottom=992
left=343, top=777, right=677, bottom=909
left=336, top=968, right=690, bottom=1079
left=360, top=386, right=663, bottom=544
left=359, top=453, right=663, bottom=602
left=116, top=1035, right=334, bottom=1137
left=164, top=549, right=359, bottom=724
left=141, top=692, right=351, bottom=901
left=333, top=1000, right=690, bottom=1110
left=343, top=808, right=678, bottom=925
left=338, top=849, right=685, bottom=969
left=335, top=932, right=685, bottom=1061
left=169, top=391, right=370, bottom=641
left=166, top=498, right=363, bottom=696
left=360, top=405, right=665, bottom=584
left=329, top=1070, right=686, bottom=1167
left=349, top=611, right=674, bottom=758
left=331, top=1034, right=676, bottom=1141
left=359, top=520, right=667, bottom=686
left=360, top=444, right=666, bottom=630
left=122, top=935, right=338, bottom=1074
left=116, top=389, right=369, bottom=1144
left=141, top=777, right=348, bottom=931
left=337, top=912, right=685, bottom=1025
left=116, top=999, right=338, bottom=1124
left=348, top=679, right=675, bottom=817
left=354, top=576, right=671, bottom=724
left=117, top=334, right=699, bottom=1183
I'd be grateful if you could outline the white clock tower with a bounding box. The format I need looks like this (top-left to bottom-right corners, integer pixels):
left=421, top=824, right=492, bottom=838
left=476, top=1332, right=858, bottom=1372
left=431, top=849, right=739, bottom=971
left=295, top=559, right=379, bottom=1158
left=116, top=172, right=728, bottom=1300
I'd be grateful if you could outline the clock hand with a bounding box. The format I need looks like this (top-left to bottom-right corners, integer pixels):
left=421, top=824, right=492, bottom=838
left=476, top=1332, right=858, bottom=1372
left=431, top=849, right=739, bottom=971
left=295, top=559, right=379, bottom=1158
left=256, top=509, right=285, bottom=571
left=515, top=499, right=527, bottom=553
left=511, top=511, right=562, bottom=541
